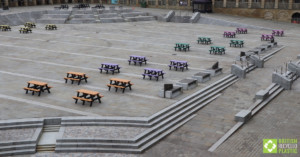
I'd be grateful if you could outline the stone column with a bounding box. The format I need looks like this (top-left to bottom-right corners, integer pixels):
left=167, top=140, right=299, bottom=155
left=4, top=0, right=8, bottom=6
left=49, top=0, right=53, bottom=5
left=236, top=0, right=239, bottom=7
left=261, top=0, right=265, bottom=8
left=248, top=0, right=252, bottom=8
left=223, top=0, right=227, bottom=7
left=166, top=0, right=169, bottom=9
left=288, top=0, right=292, bottom=9
left=14, top=0, right=18, bottom=6
left=274, top=0, right=278, bottom=8
left=33, top=0, right=37, bottom=5
left=41, top=0, right=45, bottom=5
left=156, top=0, right=158, bottom=7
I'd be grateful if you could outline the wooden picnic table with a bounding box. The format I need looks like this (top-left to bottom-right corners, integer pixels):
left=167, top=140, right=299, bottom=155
left=23, top=80, right=52, bottom=96
left=128, top=55, right=147, bottom=66
left=107, top=78, right=133, bottom=93
left=142, top=68, right=165, bottom=81
left=24, top=22, right=36, bottom=28
left=64, top=71, right=88, bottom=85
left=19, top=27, right=32, bottom=33
left=210, top=46, right=226, bottom=55
left=45, top=24, right=57, bottom=30
left=99, top=63, right=121, bottom=74
left=72, top=89, right=103, bottom=107
left=0, top=25, right=11, bottom=31
left=174, top=43, right=190, bottom=51
left=197, top=37, right=212, bottom=44
left=169, top=60, right=188, bottom=71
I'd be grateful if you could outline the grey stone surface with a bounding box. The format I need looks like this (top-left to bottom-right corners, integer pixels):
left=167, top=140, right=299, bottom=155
left=121, top=12, right=147, bottom=18
left=297, top=54, right=300, bottom=59
left=125, top=16, right=155, bottom=22
left=288, top=61, right=300, bottom=76
left=98, top=13, right=118, bottom=18
left=159, top=86, right=183, bottom=99
left=63, top=126, right=148, bottom=139
left=163, top=10, right=175, bottom=22
left=190, top=12, right=200, bottom=23
left=255, top=89, right=269, bottom=100
left=231, top=64, right=246, bottom=78
left=176, top=78, right=198, bottom=90
left=234, top=110, right=251, bottom=123
left=192, top=72, right=211, bottom=83
left=272, top=72, right=292, bottom=90
left=0, top=128, right=37, bottom=142
left=250, top=55, right=264, bottom=68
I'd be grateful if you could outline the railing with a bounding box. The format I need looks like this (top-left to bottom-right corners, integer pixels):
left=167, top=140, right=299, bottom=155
left=148, top=0, right=156, bottom=5
left=278, top=3, right=289, bottom=9
left=264, top=2, right=274, bottom=9
left=168, top=0, right=177, bottom=6
left=214, top=1, right=223, bottom=8
left=293, top=3, right=300, bottom=9
left=226, top=1, right=236, bottom=8
left=251, top=2, right=261, bottom=8
left=129, top=0, right=136, bottom=5
left=239, top=2, right=249, bottom=8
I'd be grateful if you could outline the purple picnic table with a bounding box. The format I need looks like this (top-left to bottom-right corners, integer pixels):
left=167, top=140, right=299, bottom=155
left=261, top=34, right=274, bottom=41
left=223, top=31, right=236, bottom=38
left=236, top=28, right=247, bottom=34
left=142, top=68, right=165, bottom=81
left=99, top=63, right=121, bottom=74
left=272, top=30, right=284, bottom=36
left=169, top=60, right=188, bottom=72
left=128, top=55, right=147, bottom=66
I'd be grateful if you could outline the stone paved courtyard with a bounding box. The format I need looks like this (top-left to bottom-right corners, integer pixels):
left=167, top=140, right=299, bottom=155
left=1, top=5, right=300, bottom=157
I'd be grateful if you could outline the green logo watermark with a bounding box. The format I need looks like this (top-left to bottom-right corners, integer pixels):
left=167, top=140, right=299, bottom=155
left=263, top=139, right=298, bottom=154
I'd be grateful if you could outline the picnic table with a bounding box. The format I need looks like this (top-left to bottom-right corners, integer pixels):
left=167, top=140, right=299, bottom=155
left=92, top=4, right=105, bottom=9
left=107, top=78, right=133, bottom=93
left=272, top=30, right=284, bottom=36
left=72, top=89, right=103, bottom=107
left=23, top=80, right=52, bottom=96
left=64, top=71, right=89, bottom=85
left=19, top=27, right=32, bottom=33
left=128, top=55, right=147, bottom=66
left=174, top=43, right=190, bottom=52
left=261, top=34, right=274, bottom=41
left=73, top=3, right=90, bottom=9
left=230, top=40, right=244, bottom=48
left=169, top=60, right=188, bottom=72
left=209, top=46, right=226, bottom=55
left=0, top=25, right=11, bottom=31
left=223, top=31, right=236, bottom=38
left=236, top=28, right=247, bottom=34
left=45, top=24, right=57, bottom=30
left=99, top=63, right=121, bottom=74
left=24, top=22, right=36, bottom=28
left=142, top=68, right=165, bottom=81
left=197, top=37, right=212, bottom=44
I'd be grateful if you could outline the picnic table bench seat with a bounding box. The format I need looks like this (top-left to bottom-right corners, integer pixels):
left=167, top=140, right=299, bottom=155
left=0, top=25, right=11, bottom=31
left=73, top=89, right=103, bottom=106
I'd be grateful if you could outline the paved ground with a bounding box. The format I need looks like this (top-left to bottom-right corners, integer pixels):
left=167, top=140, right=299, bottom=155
left=1, top=5, right=300, bottom=157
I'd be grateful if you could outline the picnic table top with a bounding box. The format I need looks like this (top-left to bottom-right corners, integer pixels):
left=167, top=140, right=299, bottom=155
left=144, top=68, right=163, bottom=72
left=175, top=43, right=189, bottom=45
left=20, top=27, right=31, bottom=29
left=67, top=71, right=86, bottom=76
left=170, top=60, right=187, bottom=63
left=77, top=89, right=99, bottom=96
left=231, top=39, right=244, bottom=42
left=101, top=63, right=119, bottom=66
left=224, top=31, right=235, bottom=33
left=110, top=78, right=131, bottom=83
left=272, top=29, right=284, bottom=32
left=198, top=37, right=210, bottom=39
left=25, top=22, right=35, bottom=24
left=211, top=46, right=225, bottom=48
left=28, top=80, right=47, bottom=86
left=130, top=55, right=146, bottom=58
left=46, top=24, right=56, bottom=26
left=237, top=28, right=247, bottom=29
left=262, top=34, right=273, bottom=36
left=0, top=25, right=10, bottom=27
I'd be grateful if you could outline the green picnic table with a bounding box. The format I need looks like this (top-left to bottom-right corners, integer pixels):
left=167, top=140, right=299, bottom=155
left=230, top=40, right=244, bottom=48
left=197, top=37, right=212, bottom=44
left=174, top=43, right=190, bottom=52
left=210, top=46, right=225, bottom=55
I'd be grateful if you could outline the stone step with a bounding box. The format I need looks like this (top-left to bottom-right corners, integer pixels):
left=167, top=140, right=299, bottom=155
left=0, top=149, right=36, bottom=156
left=0, top=123, right=43, bottom=130
left=47, top=10, right=71, bottom=14
left=125, top=16, right=156, bottom=22
left=42, top=14, right=69, bottom=19
left=0, top=119, right=42, bottom=126
left=0, top=144, right=36, bottom=151
left=36, top=19, right=67, bottom=24
left=73, top=14, right=95, bottom=18
left=121, top=12, right=147, bottom=18
left=61, top=121, right=149, bottom=127
left=100, top=17, right=125, bottom=23
left=98, top=13, right=118, bottom=18
left=68, top=18, right=96, bottom=24
left=0, top=140, right=36, bottom=147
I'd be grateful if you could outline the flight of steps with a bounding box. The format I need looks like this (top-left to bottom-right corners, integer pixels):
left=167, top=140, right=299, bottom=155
left=0, top=119, right=43, bottom=156
left=121, top=12, right=156, bottom=22
left=36, top=125, right=60, bottom=152
left=68, top=10, right=99, bottom=24
left=37, top=10, right=71, bottom=24
left=56, top=74, right=239, bottom=153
